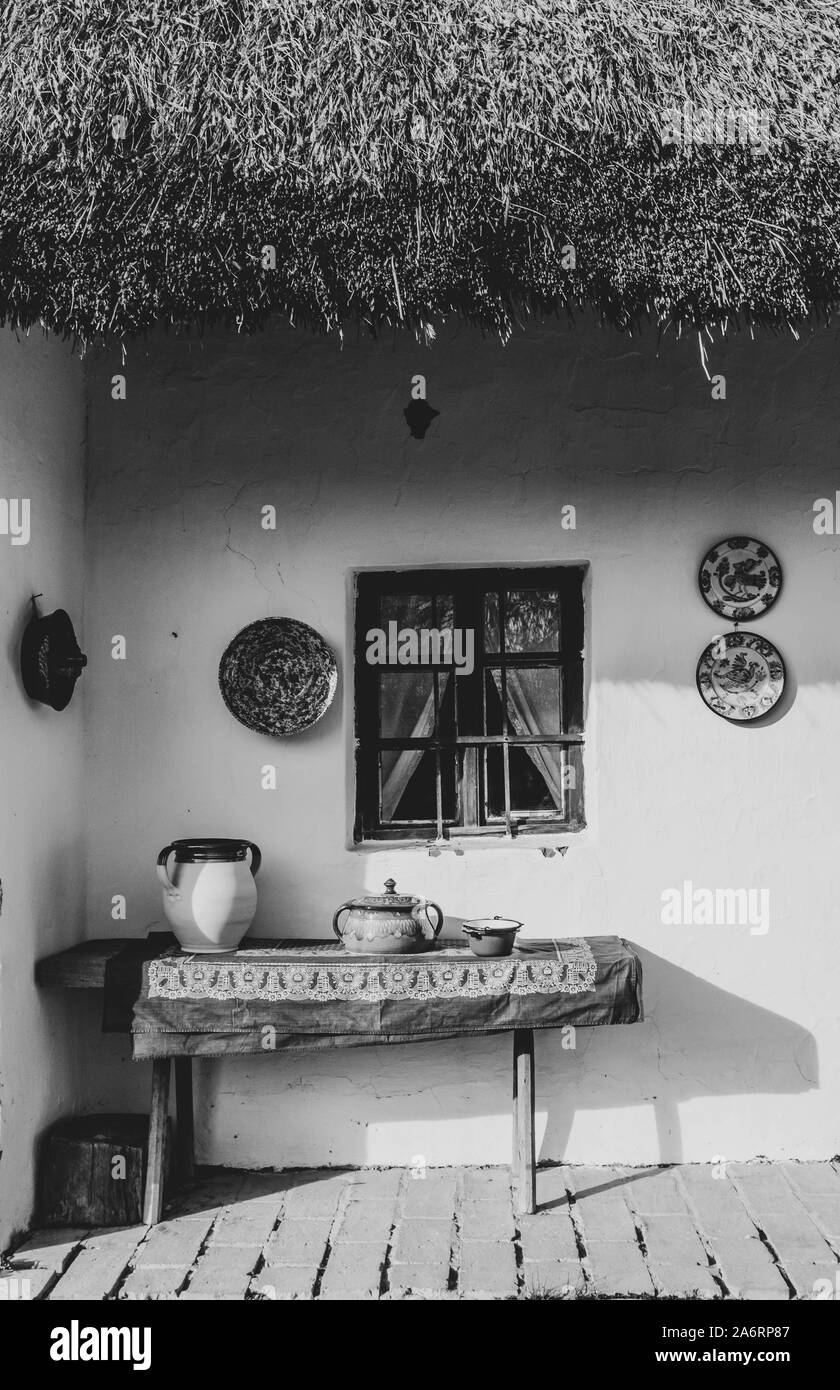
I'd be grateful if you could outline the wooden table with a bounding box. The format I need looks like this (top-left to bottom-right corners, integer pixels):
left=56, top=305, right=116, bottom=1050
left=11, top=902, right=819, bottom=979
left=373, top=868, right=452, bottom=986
left=37, top=935, right=641, bottom=1226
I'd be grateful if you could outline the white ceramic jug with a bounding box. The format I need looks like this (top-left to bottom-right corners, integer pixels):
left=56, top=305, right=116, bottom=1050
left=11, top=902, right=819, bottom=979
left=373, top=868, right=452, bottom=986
left=156, top=838, right=261, bottom=953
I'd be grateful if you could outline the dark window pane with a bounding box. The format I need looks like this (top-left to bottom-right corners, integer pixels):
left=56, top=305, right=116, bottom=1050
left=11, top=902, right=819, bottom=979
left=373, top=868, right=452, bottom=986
left=504, top=589, right=560, bottom=652
left=483, top=669, right=510, bottom=734
left=484, top=593, right=500, bottom=652
left=490, top=668, right=561, bottom=736
left=380, top=749, right=455, bottom=824
left=379, top=593, right=453, bottom=632
left=485, top=746, right=564, bottom=816
left=380, top=672, right=436, bottom=739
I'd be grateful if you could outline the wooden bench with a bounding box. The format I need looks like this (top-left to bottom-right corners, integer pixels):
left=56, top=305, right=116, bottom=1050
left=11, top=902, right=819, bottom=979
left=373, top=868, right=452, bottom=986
left=36, top=939, right=537, bottom=1225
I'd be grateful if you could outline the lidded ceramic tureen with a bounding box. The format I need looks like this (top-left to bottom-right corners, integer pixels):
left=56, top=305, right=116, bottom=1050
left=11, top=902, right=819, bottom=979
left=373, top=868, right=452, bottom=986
left=332, top=879, right=444, bottom=955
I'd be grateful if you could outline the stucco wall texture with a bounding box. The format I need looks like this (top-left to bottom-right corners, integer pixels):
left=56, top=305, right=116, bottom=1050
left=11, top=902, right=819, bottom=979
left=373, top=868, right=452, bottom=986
left=77, top=318, right=840, bottom=1169
left=0, top=329, right=86, bottom=1247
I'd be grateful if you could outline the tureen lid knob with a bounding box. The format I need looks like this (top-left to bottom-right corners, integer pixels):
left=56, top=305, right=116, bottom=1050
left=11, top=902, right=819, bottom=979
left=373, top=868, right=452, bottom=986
left=384, top=878, right=397, bottom=894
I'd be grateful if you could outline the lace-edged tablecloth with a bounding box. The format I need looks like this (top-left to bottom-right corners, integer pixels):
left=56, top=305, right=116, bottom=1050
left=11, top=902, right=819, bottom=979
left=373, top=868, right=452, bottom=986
left=107, top=935, right=643, bottom=1058
left=147, top=938, right=597, bottom=1003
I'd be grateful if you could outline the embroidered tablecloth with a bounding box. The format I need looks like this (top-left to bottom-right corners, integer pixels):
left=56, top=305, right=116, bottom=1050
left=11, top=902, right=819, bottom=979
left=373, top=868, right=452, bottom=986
left=104, top=935, right=642, bottom=1058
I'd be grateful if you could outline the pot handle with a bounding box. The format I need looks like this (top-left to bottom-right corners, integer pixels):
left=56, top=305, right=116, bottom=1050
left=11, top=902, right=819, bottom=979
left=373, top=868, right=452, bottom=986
left=494, top=915, right=523, bottom=928
left=156, top=845, right=180, bottom=900
left=332, top=903, right=353, bottom=940
left=420, top=901, right=444, bottom=939
left=246, top=842, right=262, bottom=876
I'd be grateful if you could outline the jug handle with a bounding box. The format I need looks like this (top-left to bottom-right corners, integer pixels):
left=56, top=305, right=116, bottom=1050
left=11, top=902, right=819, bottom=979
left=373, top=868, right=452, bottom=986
left=332, top=903, right=353, bottom=940
left=156, top=845, right=180, bottom=900
left=246, top=842, right=262, bottom=876
left=419, top=901, right=444, bottom=938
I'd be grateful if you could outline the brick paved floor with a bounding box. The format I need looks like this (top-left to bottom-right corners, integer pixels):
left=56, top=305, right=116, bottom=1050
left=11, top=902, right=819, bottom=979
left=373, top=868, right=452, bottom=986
left=3, top=1161, right=839, bottom=1301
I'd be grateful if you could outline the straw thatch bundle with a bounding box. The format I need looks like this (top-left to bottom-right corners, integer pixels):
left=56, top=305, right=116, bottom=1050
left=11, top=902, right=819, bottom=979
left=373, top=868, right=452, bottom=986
left=1, top=1, right=840, bottom=342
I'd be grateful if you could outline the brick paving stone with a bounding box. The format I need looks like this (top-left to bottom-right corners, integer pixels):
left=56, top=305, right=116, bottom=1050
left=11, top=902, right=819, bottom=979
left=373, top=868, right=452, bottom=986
left=778, top=1260, right=840, bottom=1299
left=132, top=1219, right=210, bottom=1268
left=333, top=1200, right=395, bottom=1243
left=346, top=1168, right=404, bottom=1202
left=283, top=1172, right=349, bottom=1218
left=678, top=1170, right=759, bottom=1240
left=119, top=1267, right=189, bottom=1300
left=731, top=1165, right=803, bottom=1213
left=318, top=1242, right=386, bottom=1300
left=459, top=1240, right=518, bottom=1298
left=193, top=1244, right=260, bottom=1275
left=535, top=1166, right=572, bottom=1208
left=801, top=1195, right=840, bottom=1242
left=569, top=1170, right=639, bottom=1243
left=252, top=1264, right=319, bottom=1300
left=585, top=1239, right=655, bottom=1297
left=626, top=1168, right=694, bottom=1215
left=208, top=1206, right=279, bottom=1247
left=518, top=1213, right=579, bottom=1263
left=0, top=1269, right=55, bottom=1300
left=459, top=1201, right=515, bottom=1242
left=263, top=1219, right=332, bottom=1265
left=388, top=1263, right=450, bottom=1298
left=462, top=1168, right=513, bottom=1203
left=712, top=1239, right=790, bottom=1299
left=650, top=1263, right=720, bottom=1299
left=402, top=1171, right=457, bottom=1218
left=164, top=1173, right=247, bottom=1220
left=757, top=1211, right=834, bottom=1264
left=392, top=1219, right=452, bottom=1266
left=780, top=1162, right=840, bottom=1197
left=182, top=1246, right=259, bottom=1298
left=521, top=1260, right=585, bottom=1298
left=49, top=1229, right=144, bottom=1301
left=10, top=1229, right=88, bottom=1273
left=639, top=1213, right=709, bottom=1266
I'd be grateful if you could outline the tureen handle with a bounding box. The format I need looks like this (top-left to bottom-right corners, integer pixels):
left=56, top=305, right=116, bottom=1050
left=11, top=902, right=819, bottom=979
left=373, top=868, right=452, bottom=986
left=419, top=901, right=444, bottom=939
left=332, top=903, right=354, bottom=940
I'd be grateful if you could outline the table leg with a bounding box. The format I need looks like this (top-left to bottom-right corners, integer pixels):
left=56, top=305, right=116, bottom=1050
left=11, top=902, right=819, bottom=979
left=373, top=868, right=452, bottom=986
left=512, top=1028, right=536, bottom=1216
left=174, top=1058, right=195, bottom=1183
left=143, top=1058, right=171, bottom=1225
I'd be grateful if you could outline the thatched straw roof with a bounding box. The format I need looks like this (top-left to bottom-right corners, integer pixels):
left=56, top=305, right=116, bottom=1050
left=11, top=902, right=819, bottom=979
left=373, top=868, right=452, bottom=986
left=2, top=1, right=840, bottom=343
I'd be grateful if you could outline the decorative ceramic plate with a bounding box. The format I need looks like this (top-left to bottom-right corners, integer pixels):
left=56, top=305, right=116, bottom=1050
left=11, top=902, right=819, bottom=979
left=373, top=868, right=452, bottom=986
left=219, top=617, right=338, bottom=736
left=696, top=631, right=786, bottom=722
left=698, top=537, right=782, bottom=621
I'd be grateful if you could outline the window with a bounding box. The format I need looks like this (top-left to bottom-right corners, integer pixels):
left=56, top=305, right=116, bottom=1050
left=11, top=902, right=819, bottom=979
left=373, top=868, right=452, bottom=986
left=353, top=566, right=586, bottom=842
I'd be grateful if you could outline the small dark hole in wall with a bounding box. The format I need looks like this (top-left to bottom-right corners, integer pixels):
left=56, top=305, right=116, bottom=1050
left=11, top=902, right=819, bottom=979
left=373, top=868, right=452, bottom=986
left=404, top=398, right=439, bottom=439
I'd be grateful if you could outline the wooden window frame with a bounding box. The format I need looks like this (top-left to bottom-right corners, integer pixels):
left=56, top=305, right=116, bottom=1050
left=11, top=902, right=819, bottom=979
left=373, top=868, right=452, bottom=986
left=353, top=565, right=587, bottom=844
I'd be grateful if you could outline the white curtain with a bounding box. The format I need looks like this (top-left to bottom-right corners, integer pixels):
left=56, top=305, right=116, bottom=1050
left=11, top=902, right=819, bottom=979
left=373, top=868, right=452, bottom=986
left=381, top=675, right=450, bottom=821
left=381, top=667, right=565, bottom=820
left=492, top=670, right=566, bottom=812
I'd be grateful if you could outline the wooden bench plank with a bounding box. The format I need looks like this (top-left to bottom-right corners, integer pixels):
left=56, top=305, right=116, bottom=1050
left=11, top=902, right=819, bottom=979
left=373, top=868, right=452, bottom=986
left=35, top=940, right=135, bottom=989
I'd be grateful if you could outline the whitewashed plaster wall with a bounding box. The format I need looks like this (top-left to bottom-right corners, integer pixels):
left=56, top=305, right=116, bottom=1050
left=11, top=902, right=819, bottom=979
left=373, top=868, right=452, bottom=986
left=79, top=318, right=840, bottom=1169
left=0, top=329, right=86, bottom=1247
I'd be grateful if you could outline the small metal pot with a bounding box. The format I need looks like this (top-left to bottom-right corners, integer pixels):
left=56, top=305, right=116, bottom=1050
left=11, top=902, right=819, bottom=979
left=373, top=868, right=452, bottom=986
left=461, top=916, right=523, bottom=957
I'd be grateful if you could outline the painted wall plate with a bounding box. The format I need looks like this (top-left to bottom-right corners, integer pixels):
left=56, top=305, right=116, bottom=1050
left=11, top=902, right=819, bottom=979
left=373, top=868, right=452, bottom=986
left=219, top=617, right=338, bottom=736
left=698, top=537, right=782, bottom=620
left=696, top=631, right=786, bottom=722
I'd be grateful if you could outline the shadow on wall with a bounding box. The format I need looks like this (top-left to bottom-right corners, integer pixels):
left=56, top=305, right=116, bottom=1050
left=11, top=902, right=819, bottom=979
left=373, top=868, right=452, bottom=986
left=540, top=947, right=817, bottom=1165
left=184, top=940, right=817, bottom=1172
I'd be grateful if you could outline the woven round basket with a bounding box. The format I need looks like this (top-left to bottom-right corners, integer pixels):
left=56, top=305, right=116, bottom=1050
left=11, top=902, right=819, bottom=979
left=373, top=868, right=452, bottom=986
left=219, top=617, right=338, bottom=736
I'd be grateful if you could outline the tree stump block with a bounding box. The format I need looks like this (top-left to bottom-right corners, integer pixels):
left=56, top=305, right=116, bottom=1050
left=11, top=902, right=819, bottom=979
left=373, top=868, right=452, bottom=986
left=38, top=1114, right=171, bottom=1227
